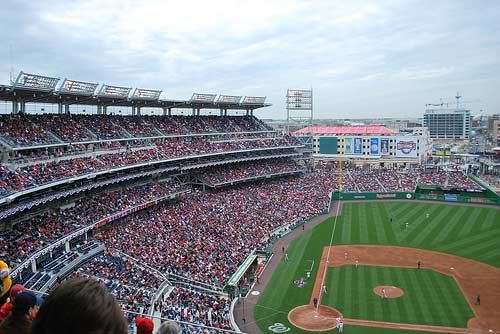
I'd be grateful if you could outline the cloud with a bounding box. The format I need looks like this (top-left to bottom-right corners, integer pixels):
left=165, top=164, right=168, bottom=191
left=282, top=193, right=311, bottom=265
left=394, top=67, right=455, bottom=81
left=0, top=0, right=499, bottom=118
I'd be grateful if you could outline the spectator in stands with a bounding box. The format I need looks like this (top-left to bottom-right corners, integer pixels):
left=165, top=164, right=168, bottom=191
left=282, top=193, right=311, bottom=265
left=0, top=261, right=11, bottom=306
left=0, top=284, right=25, bottom=322
left=31, top=277, right=127, bottom=334
left=1, top=180, right=184, bottom=266
left=136, top=316, right=154, bottom=334
left=157, top=320, right=181, bottom=334
left=0, top=291, right=37, bottom=334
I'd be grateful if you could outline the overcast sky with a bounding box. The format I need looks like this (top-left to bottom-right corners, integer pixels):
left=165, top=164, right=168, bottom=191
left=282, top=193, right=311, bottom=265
left=1, top=0, right=499, bottom=119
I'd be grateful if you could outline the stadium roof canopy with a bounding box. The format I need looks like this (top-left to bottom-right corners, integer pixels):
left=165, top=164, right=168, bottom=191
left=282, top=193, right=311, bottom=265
left=0, top=72, right=271, bottom=111
left=294, top=126, right=396, bottom=135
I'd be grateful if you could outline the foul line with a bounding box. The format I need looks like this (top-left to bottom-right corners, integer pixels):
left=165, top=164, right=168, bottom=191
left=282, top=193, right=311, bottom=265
left=253, top=304, right=288, bottom=315
left=306, top=259, right=315, bottom=272
left=316, top=198, right=341, bottom=309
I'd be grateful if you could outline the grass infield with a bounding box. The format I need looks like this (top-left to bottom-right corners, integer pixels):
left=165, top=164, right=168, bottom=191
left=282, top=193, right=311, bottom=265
left=325, top=265, right=474, bottom=327
left=255, top=201, right=500, bottom=333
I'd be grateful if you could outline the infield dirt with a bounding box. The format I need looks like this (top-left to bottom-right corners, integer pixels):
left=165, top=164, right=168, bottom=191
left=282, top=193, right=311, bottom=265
left=288, top=245, right=500, bottom=333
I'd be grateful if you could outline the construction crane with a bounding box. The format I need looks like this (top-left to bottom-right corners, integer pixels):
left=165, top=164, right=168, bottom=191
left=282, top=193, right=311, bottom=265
left=425, top=92, right=480, bottom=109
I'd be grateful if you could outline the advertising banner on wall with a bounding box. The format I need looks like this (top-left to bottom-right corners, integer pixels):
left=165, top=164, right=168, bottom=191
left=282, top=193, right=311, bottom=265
left=353, top=137, right=363, bottom=154
left=319, top=137, right=338, bottom=154
left=344, top=137, right=353, bottom=154
left=370, top=137, right=379, bottom=155
left=380, top=138, right=390, bottom=155
left=395, top=137, right=418, bottom=157
left=445, top=194, right=458, bottom=201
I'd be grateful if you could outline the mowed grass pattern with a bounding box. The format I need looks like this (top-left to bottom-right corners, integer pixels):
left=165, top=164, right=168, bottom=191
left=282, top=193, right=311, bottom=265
left=325, top=266, right=474, bottom=327
left=335, top=202, right=500, bottom=267
left=255, top=201, right=500, bottom=334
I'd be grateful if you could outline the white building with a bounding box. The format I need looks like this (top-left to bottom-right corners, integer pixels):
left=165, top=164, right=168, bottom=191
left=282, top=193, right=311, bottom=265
left=423, top=108, right=471, bottom=140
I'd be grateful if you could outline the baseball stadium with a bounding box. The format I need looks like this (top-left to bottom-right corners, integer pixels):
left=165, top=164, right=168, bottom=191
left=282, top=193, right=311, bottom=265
left=0, top=72, right=499, bottom=334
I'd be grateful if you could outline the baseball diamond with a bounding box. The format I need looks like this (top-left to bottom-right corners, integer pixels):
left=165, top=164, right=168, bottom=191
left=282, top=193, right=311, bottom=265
left=254, top=201, right=500, bottom=334
left=1, top=10, right=500, bottom=334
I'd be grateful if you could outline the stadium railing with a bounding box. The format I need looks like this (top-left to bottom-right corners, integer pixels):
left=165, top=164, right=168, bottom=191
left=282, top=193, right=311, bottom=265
left=123, top=309, right=243, bottom=334
left=9, top=189, right=190, bottom=279
left=0, top=165, right=178, bottom=219
left=198, top=170, right=306, bottom=189
left=39, top=242, right=106, bottom=293
left=2, top=144, right=302, bottom=202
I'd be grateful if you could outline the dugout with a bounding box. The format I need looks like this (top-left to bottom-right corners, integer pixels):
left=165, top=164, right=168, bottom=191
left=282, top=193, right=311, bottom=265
left=224, top=251, right=268, bottom=298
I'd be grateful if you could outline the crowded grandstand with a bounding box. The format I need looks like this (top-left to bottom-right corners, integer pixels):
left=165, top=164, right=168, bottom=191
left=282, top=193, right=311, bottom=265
left=1, top=73, right=498, bottom=334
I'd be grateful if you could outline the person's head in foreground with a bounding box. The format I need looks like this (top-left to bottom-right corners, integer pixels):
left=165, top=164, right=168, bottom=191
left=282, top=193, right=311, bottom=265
left=31, top=277, right=127, bottom=334
left=0, top=290, right=38, bottom=334
left=135, top=316, right=154, bottom=334
left=157, top=320, right=181, bottom=334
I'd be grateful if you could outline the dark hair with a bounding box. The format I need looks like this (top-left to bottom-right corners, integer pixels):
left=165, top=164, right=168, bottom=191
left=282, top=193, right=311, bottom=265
left=31, top=277, right=127, bottom=334
left=12, top=291, right=37, bottom=316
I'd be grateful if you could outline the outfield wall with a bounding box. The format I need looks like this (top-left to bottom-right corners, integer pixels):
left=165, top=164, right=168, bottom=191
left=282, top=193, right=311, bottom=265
left=332, top=189, right=500, bottom=206
left=415, top=192, right=499, bottom=205
left=336, top=192, right=413, bottom=201
left=469, top=175, right=500, bottom=204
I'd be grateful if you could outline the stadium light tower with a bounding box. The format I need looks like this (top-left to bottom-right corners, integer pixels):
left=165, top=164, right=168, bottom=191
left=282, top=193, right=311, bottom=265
left=286, top=88, right=313, bottom=133
left=286, top=88, right=314, bottom=168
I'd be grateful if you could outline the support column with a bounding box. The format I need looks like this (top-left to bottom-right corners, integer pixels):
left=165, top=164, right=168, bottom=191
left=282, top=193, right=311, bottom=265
left=31, top=260, right=37, bottom=272
left=58, top=102, right=63, bottom=114
left=131, top=106, right=136, bottom=116
left=19, top=100, right=26, bottom=114
left=137, top=107, right=141, bottom=115
left=97, top=105, right=102, bottom=115
left=246, top=109, right=249, bottom=116
left=192, top=108, right=196, bottom=116
left=224, top=109, right=228, bottom=116
left=85, top=231, right=88, bottom=242
left=197, top=108, right=201, bottom=116
left=168, top=108, right=172, bottom=116
left=103, top=106, right=107, bottom=115
left=162, top=107, right=167, bottom=116
left=64, top=104, right=70, bottom=114
left=220, top=109, right=223, bottom=116
left=65, top=241, right=70, bottom=252
left=1, top=151, right=8, bottom=163
left=12, top=101, right=18, bottom=114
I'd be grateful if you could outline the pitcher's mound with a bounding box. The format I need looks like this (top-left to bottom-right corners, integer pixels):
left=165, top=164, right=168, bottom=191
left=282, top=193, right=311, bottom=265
left=373, top=285, right=404, bottom=298
left=288, top=305, right=342, bottom=331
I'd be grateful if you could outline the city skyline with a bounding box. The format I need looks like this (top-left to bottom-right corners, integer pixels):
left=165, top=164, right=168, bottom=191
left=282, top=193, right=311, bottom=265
left=1, top=0, right=499, bottom=119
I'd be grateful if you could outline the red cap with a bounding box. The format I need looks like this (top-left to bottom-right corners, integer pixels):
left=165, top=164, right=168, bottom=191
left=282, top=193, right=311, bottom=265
left=10, top=284, right=25, bottom=300
left=136, top=316, right=154, bottom=334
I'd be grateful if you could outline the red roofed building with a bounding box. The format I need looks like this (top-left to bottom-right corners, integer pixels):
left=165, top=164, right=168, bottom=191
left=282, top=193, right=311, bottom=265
left=294, top=126, right=429, bottom=166
left=294, top=126, right=396, bottom=136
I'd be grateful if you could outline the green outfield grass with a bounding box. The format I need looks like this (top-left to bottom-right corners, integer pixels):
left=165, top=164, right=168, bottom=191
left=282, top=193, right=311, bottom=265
left=325, top=266, right=474, bottom=327
left=335, top=202, right=500, bottom=267
left=254, top=201, right=500, bottom=334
